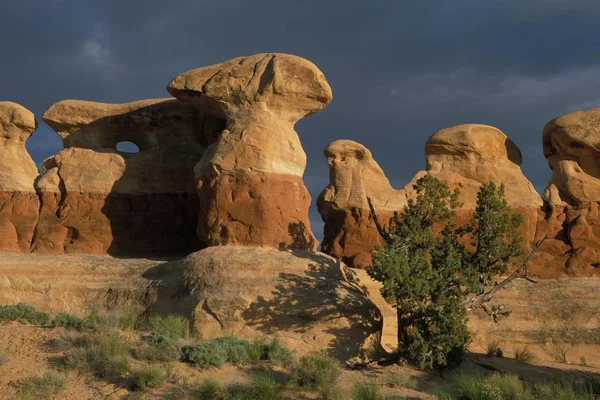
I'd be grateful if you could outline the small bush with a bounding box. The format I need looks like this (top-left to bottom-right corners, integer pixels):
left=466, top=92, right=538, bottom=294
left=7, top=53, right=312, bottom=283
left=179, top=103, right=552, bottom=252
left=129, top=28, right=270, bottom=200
left=136, top=314, right=189, bottom=340
left=193, top=378, right=229, bottom=400
left=61, top=331, right=131, bottom=381
left=534, top=379, right=596, bottom=400
left=0, top=303, right=52, bottom=326
left=132, top=342, right=181, bottom=362
left=0, top=348, right=10, bottom=365
left=580, top=355, right=587, bottom=366
left=15, top=372, right=66, bottom=400
left=454, top=373, right=503, bottom=400
left=84, top=309, right=142, bottom=332
left=130, top=364, right=166, bottom=390
left=547, top=339, right=570, bottom=363
left=513, top=345, right=536, bottom=363
left=486, top=373, right=534, bottom=400
left=352, top=381, right=387, bottom=400
left=52, top=312, right=87, bottom=331
left=181, top=341, right=228, bottom=369
left=485, top=340, right=502, bottom=357
left=246, top=336, right=292, bottom=365
left=292, top=351, right=341, bottom=397
left=384, top=371, right=417, bottom=389
left=246, top=373, right=286, bottom=400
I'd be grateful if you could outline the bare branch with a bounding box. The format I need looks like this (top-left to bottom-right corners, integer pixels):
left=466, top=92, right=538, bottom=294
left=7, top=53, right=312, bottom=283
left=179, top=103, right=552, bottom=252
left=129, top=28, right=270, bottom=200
left=366, top=196, right=393, bottom=245
left=461, top=235, right=548, bottom=311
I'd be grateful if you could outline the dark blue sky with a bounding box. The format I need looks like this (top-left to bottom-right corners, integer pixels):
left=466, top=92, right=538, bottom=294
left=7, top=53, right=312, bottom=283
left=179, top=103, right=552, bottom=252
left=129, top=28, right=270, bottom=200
left=2, top=1, right=600, bottom=237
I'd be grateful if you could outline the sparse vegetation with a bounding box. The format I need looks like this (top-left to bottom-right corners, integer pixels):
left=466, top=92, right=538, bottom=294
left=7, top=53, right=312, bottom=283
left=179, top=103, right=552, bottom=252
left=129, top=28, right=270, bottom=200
left=291, top=351, right=342, bottom=398
left=181, top=336, right=291, bottom=369
left=352, top=381, right=388, bottom=400
left=0, top=347, right=10, bottom=365
left=14, top=371, right=67, bottom=400
left=0, top=303, right=53, bottom=326
left=579, top=355, right=587, bottom=366
left=436, top=372, right=597, bottom=400
left=130, top=364, right=166, bottom=390
left=384, top=371, right=417, bottom=389
left=547, top=339, right=571, bottom=363
left=59, top=330, right=131, bottom=381
left=513, top=345, right=536, bottom=364
left=485, top=340, right=502, bottom=357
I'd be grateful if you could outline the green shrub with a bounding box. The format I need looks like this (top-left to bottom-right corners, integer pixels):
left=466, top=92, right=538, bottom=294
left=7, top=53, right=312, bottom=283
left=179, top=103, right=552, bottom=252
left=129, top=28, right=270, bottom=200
left=485, top=373, right=533, bottom=400
left=181, top=341, right=228, bottom=369
left=352, top=381, right=388, bottom=400
left=246, top=373, right=286, bottom=400
left=52, top=312, right=87, bottom=331
left=214, top=336, right=253, bottom=365
left=130, top=364, right=166, bottom=390
left=513, top=345, right=536, bottom=363
left=132, top=341, right=181, bottom=362
left=292, top=351, right=341, bottom=398
left=136, top=314, right=189, bottom=340
left=534, top=379, right=596, bottom=400
left=14, top=372, right=66, bottom=400
left=246, top=337, right=292, bottom=365
left=485, top=340, right=502, bottom=357
left=0, top=303, right=52, bottom=326
left=61, top=331, right=131, bottom=381
left=454, top=373, right=503, bottom=400
left=0, top=348, right=10, bottom=365
left=84, top=309, right=142, bottom=332
left=384, top=371, right=417, bottom=389
left=193, top=378, right=229, bottom=400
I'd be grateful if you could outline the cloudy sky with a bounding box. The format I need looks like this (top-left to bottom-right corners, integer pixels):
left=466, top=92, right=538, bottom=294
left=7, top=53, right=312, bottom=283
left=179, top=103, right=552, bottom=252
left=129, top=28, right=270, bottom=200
left=2, top=0, right=600, bottom=238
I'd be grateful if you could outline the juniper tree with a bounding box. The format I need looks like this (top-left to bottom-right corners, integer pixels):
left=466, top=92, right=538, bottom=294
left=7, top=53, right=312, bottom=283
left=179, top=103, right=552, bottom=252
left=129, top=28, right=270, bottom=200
left=367, top=175, right=524, bottom=368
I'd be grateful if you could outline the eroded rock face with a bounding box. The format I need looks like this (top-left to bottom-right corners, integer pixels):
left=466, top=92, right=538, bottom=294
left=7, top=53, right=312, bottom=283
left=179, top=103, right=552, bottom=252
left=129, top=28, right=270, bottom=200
left=543, top=108, right=600, bottom=206
left=168, top=53, right=332, bottom=250
left=317, top=140, right=415, bottom=268
left=32, top=98, right=225, bottom=255
left=145, top=246, right=382, bottom=359
left=319, top=125, right=543, bottom=268
left=0, top=102, right=40, bottom=252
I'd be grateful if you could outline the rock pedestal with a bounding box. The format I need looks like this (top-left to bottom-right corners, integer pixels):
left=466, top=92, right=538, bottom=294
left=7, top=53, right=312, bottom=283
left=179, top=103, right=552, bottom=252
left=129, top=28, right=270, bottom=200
left=0, top=102, right=40, bottom=253
left=168, top=53, right=332, bottom=250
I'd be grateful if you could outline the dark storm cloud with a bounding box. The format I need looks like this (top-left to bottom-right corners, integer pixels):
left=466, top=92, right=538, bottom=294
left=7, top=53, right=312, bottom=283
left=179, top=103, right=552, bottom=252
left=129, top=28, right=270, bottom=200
left=1, top=0, right=599, bottom=239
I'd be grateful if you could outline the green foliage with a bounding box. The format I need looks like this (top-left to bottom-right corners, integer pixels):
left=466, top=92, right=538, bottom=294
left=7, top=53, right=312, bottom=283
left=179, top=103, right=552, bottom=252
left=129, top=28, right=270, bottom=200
left=181, top=336, right=291, bottom=369
left=0, top=303, right=52, bottom=326
left=485, top=341, right=502, bottom=357
left=135, top=314, right=189, bottom=340
left=182, top=341, right=229, bottom=368
left=0, top=348, right=10, bottom=365
left=384, top=371, right=417, bottom=389
left=437, top=372, right=596, bottom=400
left=14, top=372, right=67, bottom=400
left=352, top=381, right=388, bottom=400
left=369, top=176, right=524, bottom=368
left=130, top=364, right=166, bottom=390
left=291, top=351, right=341, bottom=398
left=60, top=331, right=131, bottom=381
left=245, top=373, right=286, bottom=400
left=132, top=341, right=181, bottom=362
left=513, top=345, right=536, bottom=363
left=52, top=312, right=87, bottom=331
left=193, top=378, right=230, bottom=400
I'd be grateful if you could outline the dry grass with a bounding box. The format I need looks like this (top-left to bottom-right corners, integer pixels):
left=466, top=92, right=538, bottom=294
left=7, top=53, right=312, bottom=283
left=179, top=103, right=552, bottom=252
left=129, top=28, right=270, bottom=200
left=547, top=339, right=572, bottom=363
left=513, top=345, right=536, bottom=364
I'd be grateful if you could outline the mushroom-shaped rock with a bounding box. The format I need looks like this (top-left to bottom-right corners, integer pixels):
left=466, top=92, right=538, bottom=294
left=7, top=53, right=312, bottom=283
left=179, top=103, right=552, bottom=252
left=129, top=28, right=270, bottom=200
left=0, top=102, right=40, bottom=252
left=423, top=124, right=542, bottom=208
left=543, top=108, right=600, bottom=205
left=317, top=140, right=416, bottom=268
left=168, top=53, right=333, bottom=250
left=319, top=125, right=543, bottom=269
left=33, top=98, right=225, bottom=255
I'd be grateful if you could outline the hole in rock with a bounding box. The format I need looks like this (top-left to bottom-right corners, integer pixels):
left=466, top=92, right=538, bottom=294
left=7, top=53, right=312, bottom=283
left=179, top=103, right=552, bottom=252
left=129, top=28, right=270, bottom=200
left=116, top=141, right=140, bottom=153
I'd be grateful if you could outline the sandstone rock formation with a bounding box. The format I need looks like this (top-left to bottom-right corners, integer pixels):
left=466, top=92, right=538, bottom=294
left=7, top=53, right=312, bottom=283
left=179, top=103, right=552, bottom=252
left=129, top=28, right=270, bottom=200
left=145, top=246, right=382, bottom=359
left=317, top=140, right=416, bottom=268
left=532, top=109, right=600, bottom=277
left=319, top=125, right=543, bottom=268
left=32, top=98, right=225, bottom=255
left=0, top=102, right=40, bottom=252
left=168, top=53, right=332, bottom=250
